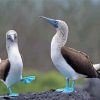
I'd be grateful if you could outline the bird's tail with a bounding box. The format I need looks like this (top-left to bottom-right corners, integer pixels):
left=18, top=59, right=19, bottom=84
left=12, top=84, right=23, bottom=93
left=0, top=58, right=1, bottom=63
left=93, top=64, right=100, bottom=78
left=93, top=64, right=100, bottom=72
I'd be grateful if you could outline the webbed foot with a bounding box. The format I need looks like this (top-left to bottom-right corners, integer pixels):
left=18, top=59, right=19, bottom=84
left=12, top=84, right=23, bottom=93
left=8, top=88, right=19, bottom=97
left=8, top=93, right=19, bottom=97
left=21, top=75, right=35, bottom=84
left=56, top=87, right=74, bottom=93
left=56, top=79, right=75, bottom=94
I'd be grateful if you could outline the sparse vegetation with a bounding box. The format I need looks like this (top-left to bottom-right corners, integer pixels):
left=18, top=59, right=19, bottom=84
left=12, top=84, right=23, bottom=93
left=0, top=70, right=84, bottom=95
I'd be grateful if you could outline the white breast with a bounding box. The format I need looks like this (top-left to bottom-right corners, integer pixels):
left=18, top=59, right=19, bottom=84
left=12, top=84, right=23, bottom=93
left=51, top=33, right=78, bottom=80
left=51, top=48, right=78, bottom=80
left=5, top=46, right=23, bottom=88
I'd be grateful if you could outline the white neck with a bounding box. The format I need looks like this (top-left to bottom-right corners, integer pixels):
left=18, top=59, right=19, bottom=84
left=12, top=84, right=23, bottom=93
left=6, top=43, right=22, bottom=63
left=50, top=24, right=78, bottom=80
left=51, top=27, right=68, bottom=52
left=5, top=42, right=23, bottom=87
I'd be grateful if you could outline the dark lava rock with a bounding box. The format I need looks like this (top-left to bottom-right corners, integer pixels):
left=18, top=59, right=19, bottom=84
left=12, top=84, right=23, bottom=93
left=0, top=89, right=96, bottom=100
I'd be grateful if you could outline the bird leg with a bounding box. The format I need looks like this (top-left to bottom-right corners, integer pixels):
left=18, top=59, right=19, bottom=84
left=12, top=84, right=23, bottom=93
left=21, top=75, right=35, bottom=84
left=8, top=87, right=19, bottom=97
left=63, top=79, right=75, bottom=93
left=8, top=75, right=35, bottom=96
left=56, top=79, right=75, bottom=93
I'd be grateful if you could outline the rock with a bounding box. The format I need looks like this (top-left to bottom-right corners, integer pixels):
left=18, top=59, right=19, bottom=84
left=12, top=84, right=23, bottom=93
left=86, top=78, right=100, bottom=100
left=0, top=88, right=95, bottom=100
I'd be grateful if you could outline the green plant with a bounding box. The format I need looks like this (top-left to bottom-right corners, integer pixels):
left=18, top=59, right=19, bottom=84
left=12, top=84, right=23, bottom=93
left=0, top=70, right=84, bottom=95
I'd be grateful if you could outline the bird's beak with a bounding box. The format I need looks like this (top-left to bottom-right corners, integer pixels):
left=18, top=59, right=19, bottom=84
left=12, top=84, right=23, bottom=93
left=10, top=35, right=15, bottom=42
left=40, top=16, right=58, bottom=28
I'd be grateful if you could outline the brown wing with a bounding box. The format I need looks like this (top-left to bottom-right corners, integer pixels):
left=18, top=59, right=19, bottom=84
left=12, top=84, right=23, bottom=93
left=61, top=47, right=98, bottom=78
left=0, top=59, right=10, bottom=81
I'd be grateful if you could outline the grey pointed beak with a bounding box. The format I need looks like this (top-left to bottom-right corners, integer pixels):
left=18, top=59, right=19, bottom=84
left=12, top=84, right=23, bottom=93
left=7, top=35, right=15, bottom=42
left=40, top=16, right=58, bottom=28
left=11, top=35, right=15, bottom=41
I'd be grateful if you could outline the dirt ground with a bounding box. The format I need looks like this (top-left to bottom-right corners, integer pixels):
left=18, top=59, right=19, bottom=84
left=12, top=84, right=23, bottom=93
left=0, top=88, right=96, bottom=100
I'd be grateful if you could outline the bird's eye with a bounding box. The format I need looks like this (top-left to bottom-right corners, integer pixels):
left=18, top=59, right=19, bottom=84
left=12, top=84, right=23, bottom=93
left=7, top=35, right=11, bottom=40
left=54, top=20, right=58, bottom=28
left=55, top=21, right=58, bottom=24
left=14, top=35, right=17, bottom=39
left=15, top=36, right=17, bottom=39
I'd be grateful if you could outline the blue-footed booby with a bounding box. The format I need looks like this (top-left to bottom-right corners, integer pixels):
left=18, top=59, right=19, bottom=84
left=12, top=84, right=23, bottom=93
left=0, top=30, right=35, bottom=97
left=40, top=16, right=100, bottom=93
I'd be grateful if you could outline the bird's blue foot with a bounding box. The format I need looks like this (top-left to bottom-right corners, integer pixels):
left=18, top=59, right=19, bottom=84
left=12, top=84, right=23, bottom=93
left=21, top=75, right=36, bottom=84
left=8, top=88, right=19, bottom=97
left=9, top=93, right=19, bottom=97
left=56, top=79, right=75, bottom=94
left=56, top=87, right=74, bottom=93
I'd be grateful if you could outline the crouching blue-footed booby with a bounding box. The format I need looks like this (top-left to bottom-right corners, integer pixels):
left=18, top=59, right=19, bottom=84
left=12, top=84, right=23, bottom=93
left=0, top=30, right=35, bottom=97
left=40, top=16, right=100, bottom=93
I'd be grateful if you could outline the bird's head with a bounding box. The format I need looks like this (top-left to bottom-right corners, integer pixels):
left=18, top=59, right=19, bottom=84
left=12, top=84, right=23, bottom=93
left=6, top=30, right=17, bottom=43
left=40, top=16, right=69, bottom=47
left=6, top=30, right=18, bottom=49
left=40, top=16, right=68, bottom=32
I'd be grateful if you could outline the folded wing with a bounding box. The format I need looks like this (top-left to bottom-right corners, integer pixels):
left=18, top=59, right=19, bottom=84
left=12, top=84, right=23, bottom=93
left=0, top=59, right=10, bottom=81
left=61, top=47, right=98, bottom=78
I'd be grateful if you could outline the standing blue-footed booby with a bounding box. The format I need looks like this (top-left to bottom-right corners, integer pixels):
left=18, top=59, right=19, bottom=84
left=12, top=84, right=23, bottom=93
left=0, top=30, right=35, bottom=97
left=40, top=16, right=100, bottom=93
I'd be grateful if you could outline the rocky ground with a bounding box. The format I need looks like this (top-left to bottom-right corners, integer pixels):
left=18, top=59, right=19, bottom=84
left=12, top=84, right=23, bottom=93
left=0, top=88, right=96, bottom=100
